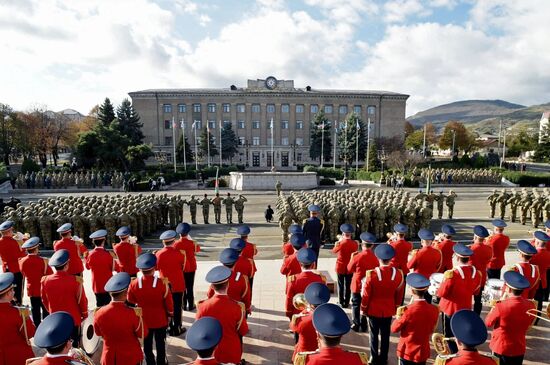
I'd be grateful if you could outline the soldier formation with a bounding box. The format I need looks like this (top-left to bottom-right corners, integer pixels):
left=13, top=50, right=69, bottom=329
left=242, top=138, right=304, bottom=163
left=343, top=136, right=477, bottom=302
left=487, top=188, right=550, bottom=227
left=15, top=170, right=125, bottom=190
left=411, top=167, right=502, bottom=185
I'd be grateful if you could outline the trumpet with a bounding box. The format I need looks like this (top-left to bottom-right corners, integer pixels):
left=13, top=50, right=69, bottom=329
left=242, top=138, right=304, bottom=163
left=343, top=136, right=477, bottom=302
left=527, top=306, right=550, bottom=323
left=386, top=232, right=397, bottom=243
left=292, top=293, right=309, bottom=311
left=431, top=333, right=455, bottom=356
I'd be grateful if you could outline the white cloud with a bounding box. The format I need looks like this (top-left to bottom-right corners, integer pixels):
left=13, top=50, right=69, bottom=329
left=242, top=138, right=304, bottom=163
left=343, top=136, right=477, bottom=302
left=429, top=0, right=459, bottom=9
left=199, top=14, right=212, bottom=26
left=383, top=0, right=431, bottom=23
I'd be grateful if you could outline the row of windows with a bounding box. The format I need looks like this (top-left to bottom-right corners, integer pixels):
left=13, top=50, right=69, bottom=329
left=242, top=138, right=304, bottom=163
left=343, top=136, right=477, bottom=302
left=164, top=135, right=305, bottom=146
left=163, top=103, right=376, bottom=115
left=164, top=120, right=305, bottom=130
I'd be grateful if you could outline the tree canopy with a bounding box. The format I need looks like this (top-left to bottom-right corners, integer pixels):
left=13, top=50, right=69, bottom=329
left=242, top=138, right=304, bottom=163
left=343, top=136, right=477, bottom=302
left=438, top=121, right=478, bottom=153
left=337, top=113, right=367, bottom=163
left=309, top=111, right=333, bottom=163
left=97, top=98, right=116, bottom=126
left=220, top=123, right=239, bottom=162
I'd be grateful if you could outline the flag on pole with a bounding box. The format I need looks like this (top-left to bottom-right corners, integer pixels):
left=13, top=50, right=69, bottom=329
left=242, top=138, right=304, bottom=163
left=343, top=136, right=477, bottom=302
left=192, top=120, right=197, bottom=129
left=214, top=167, right=219, bottom=194
left=356, top=120, right=360, bottom=129
left=172, top=117, right=177, bottom=129
left=207, top=122, right=210, bottom=133
left=180, top=120, right=185, bottom=128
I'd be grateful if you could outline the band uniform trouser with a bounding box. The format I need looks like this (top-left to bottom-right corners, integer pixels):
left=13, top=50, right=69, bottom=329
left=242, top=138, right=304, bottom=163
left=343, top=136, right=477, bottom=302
left=144, top=327, right=168, bottom=365
left=30, top=296, right=49, bottom=327
left=171, top=292, right=184, bottom=330
left=487, top=268, right=501, bottom=280
left=337, top=274, right=353, bottom=307
left=368, top=316, right=392, bottom=364
left=473, top=287, right=484, bottom=315
left=442, top=313, right=458, bottom=354
left=95, top=292, right=111, bottom=307
left=351, top=292, right=362, bottom=327
left=183, top=271, right=196, bottom=311
left=400, top=359, right=427, bottom=365
left=493, top=353, right=524, bottom=365
left=71, top=325, right=81, bottom=348
left=13, top=272, right=23, bottom=305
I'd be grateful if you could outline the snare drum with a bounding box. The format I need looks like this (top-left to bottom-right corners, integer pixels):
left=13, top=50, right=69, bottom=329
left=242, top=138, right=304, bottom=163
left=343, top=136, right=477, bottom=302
left=81, top=310, right=101, bottom=355
left=428, top=273, right=444, bottom=296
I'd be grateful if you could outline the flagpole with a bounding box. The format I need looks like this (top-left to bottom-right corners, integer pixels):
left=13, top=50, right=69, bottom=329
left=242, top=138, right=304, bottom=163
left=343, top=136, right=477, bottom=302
left=366, top=118, right=371, bottom=172
left=333, top=122, right=337, bottom=169
left=193, top=121, right=199, bottom=173
left=181, top=119, right=187, bottom=171
left=207, top=123, right=211, bottom=167
left=320, top=121, right=324, bottom=167
left=355, top=120, right=359, bottom=172
left=270, top=117, right=274, bottom=169
left=219, top=120, right=223, bottom=167
left=172, top=117, right=177, bottom=173
left=422, top=124, right=427, bottom=158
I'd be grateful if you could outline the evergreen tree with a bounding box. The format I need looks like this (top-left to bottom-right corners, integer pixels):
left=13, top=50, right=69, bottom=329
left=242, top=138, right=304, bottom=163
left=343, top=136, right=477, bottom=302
left=97, top=97, right=116, bottom=126
left=198, top=127, right=218, bottom=162
left=116, top=98, right=144, bottom=145
left=365, top=139, right=379, bottom=171
left=309, top=111, right=332, bottom=164
left=534, top=123, right=550, bottom=162
left=221, top=123, right=239, bottom=163
left=176, top=136, right=194, bottom=163
left=337, top=113, right=366, bottom=164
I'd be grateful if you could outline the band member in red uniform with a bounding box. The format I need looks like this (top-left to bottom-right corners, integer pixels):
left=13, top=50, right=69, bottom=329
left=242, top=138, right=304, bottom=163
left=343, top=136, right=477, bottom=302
left=174, top=222, right=200, bottom=311
left=530, top=230, right=550, bottom=325
left=486, top=219, right=510, bottom=279
left=391, top=273, right=439, bottom=365
left=389, top=224, right=413, bottom=274
left=0, top=220, right=26, bottom=304
left=333, top=223, right=359, bottom=308
left=469, top=225, right=493, bottom=315
left=348, top=232, right=379, bottom=332
left=361, top=244, right=404, bottom=365
left=286, top=248, right=326, bottom=319
left=437, top=243, right=481, bottom=354
left=41, top=249, right=87, bottom=347
left=281, top=233, right=306, bottom=279
left=231, top=238, right=255, bottom=280
left=113, top=226, right=141, bottom=277
left=185, top=317, right=224, bottom=365
left=85, top=229, right=115, bottom=307
left=18, top=236, right=52, bottom=326
left=294, top=303, right=368, bottom=365
left=486, top=271, right=535, bottom=365
left=290, top=282, right=331, bottom=361
left=237, top=225, right=257, bottom=289
left=94, top=272, right=147, bottom=365
left=0, top=272, right=35, bottom=365
left=407, top=228, right=442, bottom=303
left=155, top=230, right=186, bottom=336
left=197, top=266, right=249, bottom=365
left=128, top=253, right=173, bottom=365
left=509, top=240, right=539, bottom=299
left=53, top=223, right=87, bottom=277
left=27, top=312, right=76, bottom=365
left=283, top=225, right=303, bottom=257
left=435, top=224, right=457, bottom=273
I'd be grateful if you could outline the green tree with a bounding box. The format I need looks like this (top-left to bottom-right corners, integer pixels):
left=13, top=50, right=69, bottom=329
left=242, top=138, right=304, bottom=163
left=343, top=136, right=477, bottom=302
left=74, top=130, right=101, bottom=168
left=337, top=113, right=366, bottom=164
left=176, top=136, right=194, bottom=164
left=125, top=144, right=153, bottom=170
left=405, top=129, right=424, bottom=150
left=221, top=123, right=239, bottom=163
left=534, top=123, right=550, bottom=162
left=98, top=97, right=116, bottom=126
left=116, top=98, right=144, bottom=145
left=438, top=121, right=477, bottom=153
left=365, top=139, right=379, bottom=171
left=0, top=103, right=19, bottom=165
left=198, top=127, right=218, bottom=161
left=507, top=129, right=538, bottom=157
left=309, top=111, right=333, bottom=163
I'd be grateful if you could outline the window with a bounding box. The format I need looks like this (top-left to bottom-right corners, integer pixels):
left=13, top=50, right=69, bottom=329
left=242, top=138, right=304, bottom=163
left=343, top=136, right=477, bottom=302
left=251, top=104, right=260, bottom=113
left=252, top=137, right=260, bottom=145
left=207, top=103, right=216, bottom=113
left=281, top=104, right=289, bottom=113
left=354, top=105, right=362, bottom=114
left=297, top=152, right=302, bottom=162
left=178, top=104, right=186, bottom=113
left=310, top=104, right=319, bottom=113
left=237, top=104, right=245, bottom=113
left=296, top=104, right=304, bottom=113
left=324, top=105, right=333, bottom=113
left=164, top=136, right=173, bottom=145
left=193, top=120, right=202, bottom=130
left=252, top=152, right=260, bottom=166
left=252, top=121, right=260, bottom=129
left=223, top=120, right=231, bottom=128
left=223, top=103, right=230, bottom=113
left=296, top=121, right=303, bottom=129
left=296, top=137, right=304, bottom=146
left=267, top=104, right=275, bottom=113
left=166, top=153, right=173, bottom=162
left=281, top=121, right=289, bottom=129
left=193, top=103, right=201, bottom=113
left=163, top=104, right=172, bottom=113
left=208, top=121, right=216, bottom=129
left=339, top=105, right=348, bottom=114
left=368, top=106, right=376, bottom=115
left=238, top=120, right=245, bottom=129
left=164, top=120, right=171, bottom=129
left=267, top=138, right=273, bottom=146
left=238, top=137, right=245, bottom=145
left=281, top=137, right=289, bottom=146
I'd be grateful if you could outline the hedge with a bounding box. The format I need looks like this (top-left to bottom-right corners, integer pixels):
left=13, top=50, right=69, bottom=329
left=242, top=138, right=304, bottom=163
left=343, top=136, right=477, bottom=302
left=206, top=178, right=228, bottom=188
left=501, top=171, right=550, bottom=187
left=319, top=178, right=336, bottom=185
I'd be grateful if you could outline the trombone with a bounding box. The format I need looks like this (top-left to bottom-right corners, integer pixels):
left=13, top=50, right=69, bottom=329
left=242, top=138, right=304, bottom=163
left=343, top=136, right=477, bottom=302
left=527, top=306, right=550, bottom=323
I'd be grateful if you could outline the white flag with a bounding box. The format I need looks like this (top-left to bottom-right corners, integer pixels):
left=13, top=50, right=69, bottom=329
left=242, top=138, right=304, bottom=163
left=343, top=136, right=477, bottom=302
left=356, top=121, right=360, bottom=129
left=180, top=120, right=185, bottom=128
left=191, top=120, right=197, bottom=129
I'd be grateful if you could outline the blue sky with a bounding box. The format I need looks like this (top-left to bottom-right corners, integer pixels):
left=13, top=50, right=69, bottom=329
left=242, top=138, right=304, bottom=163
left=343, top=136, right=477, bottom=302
left=1, top=0, right=549, bottom=116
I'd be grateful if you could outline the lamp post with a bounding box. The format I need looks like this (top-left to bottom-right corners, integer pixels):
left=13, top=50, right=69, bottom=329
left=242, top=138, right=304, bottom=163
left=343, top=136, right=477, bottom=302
left=244, top=141, right=250, bottom=167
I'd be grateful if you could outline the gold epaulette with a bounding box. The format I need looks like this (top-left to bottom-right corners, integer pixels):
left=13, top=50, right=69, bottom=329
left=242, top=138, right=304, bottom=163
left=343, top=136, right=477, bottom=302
left=75, top=276, right=84, bottom=284
left=294, top=351, right=318, bottom=365
left=366, top=269, right=374, bottom=278
left=434, top=354, right=458, bottom=365
left=288, top=275, right=296, bottom=282
left=133, top=307, right=143, bottom=317
left=17, top=306, right=30, bottom=319
left=349, top=351, right=369, bottom=365
left=109, top=251, right=117, bottom=259
left=25, top=357, right=42, bottom=365
left=444, top=270, right=453, bottom=279
left=481, top=353, right=500, bottom=365
left=162, top=277, right=170, bottom=285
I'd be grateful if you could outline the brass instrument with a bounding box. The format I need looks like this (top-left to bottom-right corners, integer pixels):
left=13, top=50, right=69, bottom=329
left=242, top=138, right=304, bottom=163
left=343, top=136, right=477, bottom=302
left=396, top=305, right=406, bottom=319
left=14, top=232, right=29, bottom=247
left=68, top=348, right=95, bottom=365
left=292, top=293, right=309, bottom=311
left=527, top=306, right=550, bottom=323
left=431, top=333, right=455, bottom=356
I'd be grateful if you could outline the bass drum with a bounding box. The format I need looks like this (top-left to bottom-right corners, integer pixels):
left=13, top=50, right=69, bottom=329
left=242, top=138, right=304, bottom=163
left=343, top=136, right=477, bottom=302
left=428, top=273, right=444, bottom=296
left=81, top=310, right=103, bottom=360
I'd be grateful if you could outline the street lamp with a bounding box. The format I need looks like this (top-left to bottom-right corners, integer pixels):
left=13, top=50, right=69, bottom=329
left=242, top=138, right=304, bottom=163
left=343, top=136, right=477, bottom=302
left=378, top=148, right=387, bottom=174
left=244, top=141, right=250, bottom=167
left=154, top=150, right=167, bottom=174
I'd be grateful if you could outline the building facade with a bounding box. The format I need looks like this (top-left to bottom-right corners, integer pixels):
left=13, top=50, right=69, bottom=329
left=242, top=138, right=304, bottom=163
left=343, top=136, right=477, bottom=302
left=128, top=77, right=409, bottom=169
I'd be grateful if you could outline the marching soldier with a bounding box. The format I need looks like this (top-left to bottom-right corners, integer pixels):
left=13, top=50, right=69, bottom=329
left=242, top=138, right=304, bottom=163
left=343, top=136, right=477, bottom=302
left=436, top=243, right=482, bottom=354
left=53, top=223, right=88, bottom=276
left=0, top=272, right=35, bottom=365
left=186, top=195, right=199, bottom=225
left=19, top=237, right=52, bottom=326
left=85, top=229, right=115, bottom=307
left=486, top=219, right=510, bottom=279
left=200, top=194, right=211, bottom=224
left=469, top=225, right=493, bottom=315
left=175, top=222, right=200, bottom=311
left=155, top=230, right=187, bottom=336
left=212, top=193, right=222, bottom=224
left=435, top=224, right=457, bottom=273
left=407, top=228, right=442, bottom=303
left=223, top=192, right=235, bottom=224
left=0, top=220, right=26, bottom=305
left=27, top=312, right=77, bottom=365
left=128, top=253, right=174, bottom=365
left=509, top=240, right=539, bottom=299
left=485, top=271, right=536, bottom=365
left=332, top=223, right=358, bottom=308
left=302, top=205, right=324, bottom=265
left=197, top=266, right=249, bottom=365
left=361, top=244, right=404, bottom=365
left=294, top=303, right=368, bottom=365
left=530, top=230, right=550, bottom=325
left=391, top=273, right=439, bottom=365
left=94, top=272, right=148, bottom=365
left=185, top=317, right=224, bottom=365
left=41, top=249, right=88, bottom=347
left=113, top=226, right=141, bottom=278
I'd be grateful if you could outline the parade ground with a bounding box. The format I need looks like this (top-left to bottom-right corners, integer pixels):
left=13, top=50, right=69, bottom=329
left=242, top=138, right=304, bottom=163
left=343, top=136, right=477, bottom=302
left=8, top=184, right=550, bottom=365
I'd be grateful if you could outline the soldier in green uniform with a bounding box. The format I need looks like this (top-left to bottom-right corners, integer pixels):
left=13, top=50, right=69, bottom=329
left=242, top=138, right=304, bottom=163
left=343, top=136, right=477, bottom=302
left=275, top=180, right=282, bottom=196
left=509, top=190, right=521, bottom=222
left=497, top=189, right=509, bottom=220
left=39, top=210, right=53, bottom=249
left=235, top=194, right=248, bottom=224
left=103, top=208, right=117, bottom=246
left=168, top=196, right=179, bottom=228
left=222, top=193, right=235, bottom=224
left=212, top=193, right=223, bottom=224
left=200, top=194, right=211, bottom=224
left=487, top=189, right=499, bottom=218
left=446, top=190, right=457, bottom=219
left=186, top=195, right=199, bottom=225
left=373, top=203, right=386, bottom=240
left=435, top=191, right=445, bottom=219
left=419, top=201, right=432, bottom=229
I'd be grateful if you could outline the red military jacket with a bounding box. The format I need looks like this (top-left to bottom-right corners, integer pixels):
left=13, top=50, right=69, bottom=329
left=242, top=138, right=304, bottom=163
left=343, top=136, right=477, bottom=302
left=437, top=265, right=481, bottom=316
left=0, top=303, right=35, bottom=365
left=53, top=237, right=87, bottom=275
left=281, top=252, right=302, bottom=277
left=0, top=236, right=25, bottom=273
left=445, top=349, right=498, bottom=365
left=113, top=240, right=142, bottom=276
left=282, top=242, right=294, bottom=257
left=94, top=301, right=147, bottom=365
left=347, top=249, right=379, bottom=293
left=290, top=308, right=316, bottom=361
left=294, top=346, right=368, bottom=365
left=485, top=296, right=536, bottom=357
left=531, top=247, right=550, bottom=289
left=174, top=236, right=200, bottom=272
left=26, top=355, right=80, bottom=364
left=435, top=238, right=456, bottom=272
left=407, top=246, right=442, bottom=279
left=207, top=270, right=251, bottom=313
left=18, top=254, right=52, bottom=297
left=234, top=255, right=255, bottom=278
left=128, top=273, right=174, bottom=329
left=361, top=265, right=404, bottom=317
left=469, top=242, right=493, bottom=287
left=242, top=239, right=257, bottom=259
left=286, top=270, right=326, bottom=318
left=390, top=238, right=413, bottom=272
left=85, top=247, right=115, bottom=294
left=196, top=294, right=249, bottom=365
left=510, top=263, right=540, bottom=299
left=391, top=299, right=439, bottom=363
left=486, top=233, right=510, bottom=270
left=41, top=271, right=88, bottom=326
left=332, top=238, right=358, bottom=275
left=155, top=246, right=186, bottom=293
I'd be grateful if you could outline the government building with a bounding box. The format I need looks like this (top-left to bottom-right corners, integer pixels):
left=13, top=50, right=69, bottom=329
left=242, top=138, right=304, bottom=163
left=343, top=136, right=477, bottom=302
left=128, top=77, right=409, bottom=169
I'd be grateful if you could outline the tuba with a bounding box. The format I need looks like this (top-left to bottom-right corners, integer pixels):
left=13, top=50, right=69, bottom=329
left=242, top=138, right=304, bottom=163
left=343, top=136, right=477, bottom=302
left=292, top=293, right=308, bottom=311
left=68, top=348, right=95, bottom=365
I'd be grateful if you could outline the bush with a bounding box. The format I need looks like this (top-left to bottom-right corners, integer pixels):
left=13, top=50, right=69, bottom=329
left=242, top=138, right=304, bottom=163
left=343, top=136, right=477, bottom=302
left=501, top=171, right=550, bottom=187
left=21, top=159, right=40, bottom=173
left=352, top=170, right=381, bottom=181
left=319, top=178, right=336, bottom=185
left=206, top=178, right=228, bottom=188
